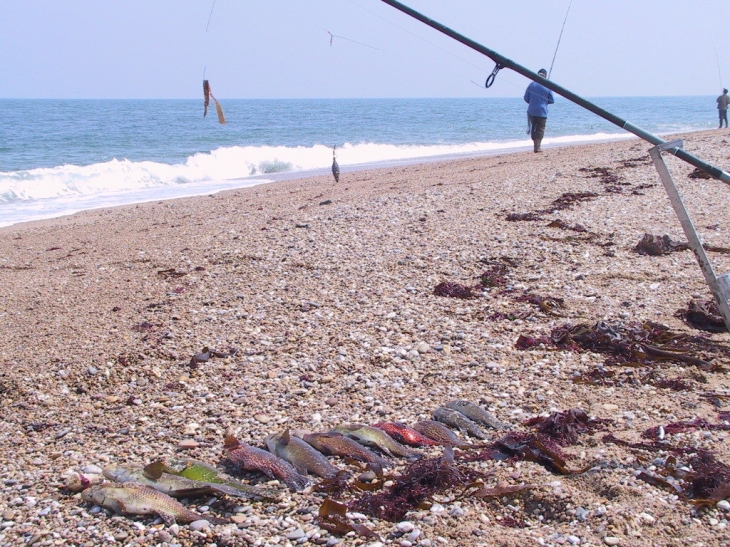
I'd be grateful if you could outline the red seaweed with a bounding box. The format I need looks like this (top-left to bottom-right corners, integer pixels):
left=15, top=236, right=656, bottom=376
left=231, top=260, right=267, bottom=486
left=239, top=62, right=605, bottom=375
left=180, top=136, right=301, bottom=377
left=433, top=282, right=476, bottom=299
left=523, top=408, right=611, bottom=445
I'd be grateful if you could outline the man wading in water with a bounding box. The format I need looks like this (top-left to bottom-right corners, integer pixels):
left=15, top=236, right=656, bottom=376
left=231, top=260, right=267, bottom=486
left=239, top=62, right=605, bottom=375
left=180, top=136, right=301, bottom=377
left=524, top=68, right=555, bottom=153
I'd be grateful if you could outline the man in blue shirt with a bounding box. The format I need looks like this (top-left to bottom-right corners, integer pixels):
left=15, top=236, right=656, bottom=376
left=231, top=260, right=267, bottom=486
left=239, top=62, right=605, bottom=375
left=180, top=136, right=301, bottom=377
left=524, top=68, right=555, bottom=153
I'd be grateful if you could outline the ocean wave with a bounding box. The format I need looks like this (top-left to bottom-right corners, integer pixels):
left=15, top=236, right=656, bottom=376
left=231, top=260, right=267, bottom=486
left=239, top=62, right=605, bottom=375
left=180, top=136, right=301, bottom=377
left=0, top=134, right=632, bottom=204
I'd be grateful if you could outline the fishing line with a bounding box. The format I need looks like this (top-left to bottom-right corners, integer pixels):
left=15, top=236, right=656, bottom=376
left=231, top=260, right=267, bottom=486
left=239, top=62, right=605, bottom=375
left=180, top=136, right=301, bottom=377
left=205, top=0, right=217, bottom=33
left=548, top=0, right=573, bottom=79
left=327, top=30, right=383, bottom=51
left=710, top=34, right=723, bottom=89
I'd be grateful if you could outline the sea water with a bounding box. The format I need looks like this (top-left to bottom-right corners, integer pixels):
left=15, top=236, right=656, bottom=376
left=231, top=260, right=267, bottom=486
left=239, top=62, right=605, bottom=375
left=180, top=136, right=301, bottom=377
left=0, top=96, right=719, bottom=227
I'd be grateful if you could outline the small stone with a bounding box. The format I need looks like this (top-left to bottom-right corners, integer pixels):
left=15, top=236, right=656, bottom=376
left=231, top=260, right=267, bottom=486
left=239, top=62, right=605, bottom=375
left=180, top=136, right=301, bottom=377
left=567, top=536, right=580, bottom=545
left=603, top=537, right=619, bottom=546
left=602, top=404, right=618, bottom=411
left=113, top=531, right=129, bottom=541
left=325, top=397, right=338, bottom=406
left=287, top=528, right=306, bottom=540
left=359, top=471, right=377, bottom=482
left=429, top=503, right=445, bottom=514
left=87, top=366, right=98, bottom=376
left=717, top=500, right=730, bottom=511
left=254, top=414, right=271, bottom=424
left=231, top=514, right=246, bottom=524
left=178, top=439, right=199, bottom=450
left=397, top=522, right=415, bottom=533
left=189, top=519, right=210, bottom=531
left=416, top=342, right=429, bottom=354
left=183, top=423, right=199, bottom=435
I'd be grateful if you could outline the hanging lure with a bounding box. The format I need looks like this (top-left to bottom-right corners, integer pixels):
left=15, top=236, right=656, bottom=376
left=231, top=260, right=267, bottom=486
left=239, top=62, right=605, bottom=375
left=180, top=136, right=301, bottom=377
left=331, top=146, right=340, bottom=183
left=203, top=80, right=226, bottom=124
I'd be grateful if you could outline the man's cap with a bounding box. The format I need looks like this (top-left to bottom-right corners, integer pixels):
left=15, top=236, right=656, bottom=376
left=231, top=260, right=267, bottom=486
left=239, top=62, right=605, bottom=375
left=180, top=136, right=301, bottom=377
left=538, top=68, right=547, bottom=76
left=724, top=88, right=728, bottom=94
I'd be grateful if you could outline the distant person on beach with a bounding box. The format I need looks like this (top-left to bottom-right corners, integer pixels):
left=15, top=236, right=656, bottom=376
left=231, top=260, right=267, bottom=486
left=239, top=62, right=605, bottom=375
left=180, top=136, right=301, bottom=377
left=717, top=88, right=729, bottom=128
left=524, top=68, right=555, bottom=153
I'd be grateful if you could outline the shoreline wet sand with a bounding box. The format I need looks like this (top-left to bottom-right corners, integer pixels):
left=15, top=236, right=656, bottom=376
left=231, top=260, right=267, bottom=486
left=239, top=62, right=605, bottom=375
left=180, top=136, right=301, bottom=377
left=1, top=129, right=730, bottom=546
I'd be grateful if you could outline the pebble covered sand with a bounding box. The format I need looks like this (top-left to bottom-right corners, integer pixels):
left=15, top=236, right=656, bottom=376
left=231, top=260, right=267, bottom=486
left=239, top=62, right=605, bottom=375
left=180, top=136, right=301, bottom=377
left=1, top=130, right=730, bottom=547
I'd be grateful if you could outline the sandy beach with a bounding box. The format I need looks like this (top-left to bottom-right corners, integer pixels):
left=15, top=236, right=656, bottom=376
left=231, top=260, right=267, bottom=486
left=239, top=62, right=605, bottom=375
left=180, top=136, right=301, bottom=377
left=1, top=130, right=730, bottom=547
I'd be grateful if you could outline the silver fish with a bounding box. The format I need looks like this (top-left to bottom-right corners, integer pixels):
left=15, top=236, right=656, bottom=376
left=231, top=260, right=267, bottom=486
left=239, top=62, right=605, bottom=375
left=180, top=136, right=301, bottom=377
left=331, top=424, right=419, bottom=460
left=433, top=406, right=491, bottom=440
left=445, top=400, right=511, bottom=430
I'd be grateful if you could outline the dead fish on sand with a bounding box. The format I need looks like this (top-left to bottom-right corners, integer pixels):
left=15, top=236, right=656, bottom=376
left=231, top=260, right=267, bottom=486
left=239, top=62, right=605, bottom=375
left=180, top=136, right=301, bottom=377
left=266, top=429, right=340, bottom=479
left=103, top=462, right=278, bottom=500
left=81, top=482, right=223, bottom=525
left=445, top=400, right=511, bottom=430
left=161, top=458, right=281, bottom=500
left=224, top=435, right=309, bottom=492
left=331, top=423, right=420, bottom=460
left=433, top=406, right=492, bottom=440
left=296, top=431, right=390, bottom=471
left=373, top=421, right=444, bottom=447
left=412, top=420, right=474, bottom=448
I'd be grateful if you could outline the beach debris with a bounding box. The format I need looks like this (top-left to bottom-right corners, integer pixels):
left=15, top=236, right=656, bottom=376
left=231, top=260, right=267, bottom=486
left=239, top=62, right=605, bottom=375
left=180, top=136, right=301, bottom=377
left=479, top=261, right=510, bottom=288
left=468, top=481, right=535, bottom=499
left=548, top=191, right=598, bottom=211
left=266, top=429, right=340, bottom=479
left=634, top=233, right=730, bottom=256
left=64, top=470, right=103, bottom=492
left=514, top=291, right=565, bottom=315
left=522, top=408, right=610, bottom=445
left=641, top=417, right=730, bottom=439
left=444, top=400, right=511, bottom=430
left=223, top=435, right=310, bottom=492
left=372, top=422, right=444, bottom=447
left=412, top=420, right=474, bottom=448
left=203, top=80, right=226, bottom=124
left=188, top=346, right=238, bottom=369
left=676, top=299, right=727, bottom=333
left=102, top=461, right=275, bottom=500
left=315, top=497, right=381, bottom=541
left=506, top=212, right=542, bottom=222
left=331, top=146, right=340, bottom=183
left=689, top=167, right=713, bottom=179
left=463, top=432, right=587, bottom=475
left=331, top=424, right=420, bottom=459
left=81, top=482, right=221, bottom=525
left=517, top=320, right=727, bottom=371
left=433, top=281, right=475, bottom=299
left=433, top=406, right=492, bottom=440
left=296, top=431, right=390, bottom=471
left=350, top=447, right=479, bottom=522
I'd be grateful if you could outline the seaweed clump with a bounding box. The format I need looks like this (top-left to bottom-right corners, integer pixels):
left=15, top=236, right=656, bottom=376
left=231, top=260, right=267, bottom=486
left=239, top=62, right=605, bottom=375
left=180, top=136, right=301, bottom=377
left=433, top=281, right=475, bottom=299
left=676, top=299, right=727, bottom=333
left=523, top=408, right=611, bottom=445
left=462, top=432, right=585, bottom=475
left=350, top=448, right=477, bottom=522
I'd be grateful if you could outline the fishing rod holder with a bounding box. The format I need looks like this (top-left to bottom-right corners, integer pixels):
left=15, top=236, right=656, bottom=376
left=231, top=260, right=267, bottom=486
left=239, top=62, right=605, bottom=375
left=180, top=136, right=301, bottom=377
left=648, top=140, right=730, bottom=332
left=485, top=63, right=504, bottom=88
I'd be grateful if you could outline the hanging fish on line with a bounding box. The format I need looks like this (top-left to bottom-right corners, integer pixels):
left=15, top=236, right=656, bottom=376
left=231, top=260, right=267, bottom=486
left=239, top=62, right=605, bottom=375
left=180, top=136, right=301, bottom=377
left=331, top=146, right=340, bottom=183
left=203, top=80, right=226, bottom=124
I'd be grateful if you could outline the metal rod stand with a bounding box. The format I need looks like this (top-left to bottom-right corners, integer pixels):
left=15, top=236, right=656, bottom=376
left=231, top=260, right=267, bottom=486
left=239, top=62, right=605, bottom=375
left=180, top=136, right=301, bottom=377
left=648, top=140, right=730, bottom=331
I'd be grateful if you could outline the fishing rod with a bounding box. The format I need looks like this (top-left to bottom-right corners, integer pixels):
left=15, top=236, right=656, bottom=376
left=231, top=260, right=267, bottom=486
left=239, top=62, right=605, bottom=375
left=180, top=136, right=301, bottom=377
left=378, top=0, right=730, bottom=185
left=548, top=0, right=572, bottom=79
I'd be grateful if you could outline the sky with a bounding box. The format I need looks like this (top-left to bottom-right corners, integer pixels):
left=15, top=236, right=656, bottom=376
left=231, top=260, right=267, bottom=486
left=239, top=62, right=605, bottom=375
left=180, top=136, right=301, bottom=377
left=1, top=0, right=729, bottom=99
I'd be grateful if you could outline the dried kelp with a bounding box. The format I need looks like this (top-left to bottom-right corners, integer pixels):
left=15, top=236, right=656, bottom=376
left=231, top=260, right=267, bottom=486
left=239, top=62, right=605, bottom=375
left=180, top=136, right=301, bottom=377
left=676, top=299, right=727, bottom=333
left=479, top=262, right=509, bottom=288
left=523, top=408, right=610, bottom=445
left=315, top=498, right=380, bottom=540
left=547, top=219, right=589, bottom=233
left=688, top=167, right=713, bottom=180
left=506, top=212, right=542, bottom=222
left=462, top=433, right=586, bottom=475
left=350, top=448, right=479, bottom=522
left=635, top=234, right=730, bottom=257
left=433, top=281, right=475, bottom=299
left=532, top=321, right=727, bottom=370
left=634, top=234, right=689, bottom=256
left=548, top=192, right=598, bottom=211
left=641, top=418, right=730, bottom=439
left=579, top=166, right=619, bottom=184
